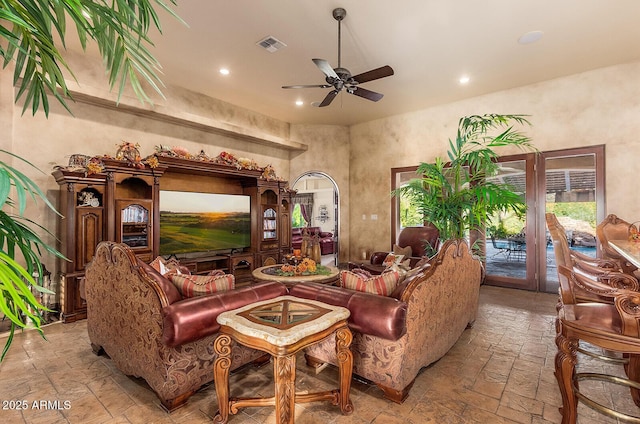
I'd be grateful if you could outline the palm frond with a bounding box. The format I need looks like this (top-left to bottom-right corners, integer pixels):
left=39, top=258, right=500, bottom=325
left=0, top=149, right=65, bottom=361
left=0, top=0, right=182, bottom=115
left=394, top=114, right=535, bottom=243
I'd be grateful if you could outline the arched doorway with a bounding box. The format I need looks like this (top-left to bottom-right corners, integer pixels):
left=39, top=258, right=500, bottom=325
left=291, top=172, right=339, bottom=266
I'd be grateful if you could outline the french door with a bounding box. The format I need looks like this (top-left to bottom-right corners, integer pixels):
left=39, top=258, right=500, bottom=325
left=484, top=146, right=605, bottom=292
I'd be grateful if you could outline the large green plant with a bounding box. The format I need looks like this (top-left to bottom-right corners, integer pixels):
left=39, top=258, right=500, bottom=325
left=1, top=0, right=181, bottom=116
left=396, top=114, right=536, bottom=242
left=0, top=1, right=180, bottom=360
left=0, top=150, right=65, bottom=360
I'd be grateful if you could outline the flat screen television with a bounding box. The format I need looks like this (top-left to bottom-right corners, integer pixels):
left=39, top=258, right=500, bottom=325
left=159, top=190, right=251, bottom=255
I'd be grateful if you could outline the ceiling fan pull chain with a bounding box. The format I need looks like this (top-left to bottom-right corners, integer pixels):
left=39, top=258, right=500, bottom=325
left=337, top=13, right=342, bottom=68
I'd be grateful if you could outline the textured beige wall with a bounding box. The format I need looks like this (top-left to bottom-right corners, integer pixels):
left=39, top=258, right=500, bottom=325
left=0, top=61, right=299, bottom=281
left=289, top=124, right=350, bottom=263
left=349, top=60, right=640, bottom=260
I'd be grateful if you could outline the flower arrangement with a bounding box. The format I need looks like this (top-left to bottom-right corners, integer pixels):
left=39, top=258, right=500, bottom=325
left=276, top=257, right=331, bottom=276
left=115, top=141, right=141, bottom=162
left=86, top=157, right=104, bottom=175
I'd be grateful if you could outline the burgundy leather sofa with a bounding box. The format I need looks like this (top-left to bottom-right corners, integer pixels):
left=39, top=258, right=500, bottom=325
left=290, top=239, right=482, bottom=403
left=349, top=225, right=440, bottom=275
left=85, top=241, right=288, bottom=411
left=291, top=226, right=335, bottom=255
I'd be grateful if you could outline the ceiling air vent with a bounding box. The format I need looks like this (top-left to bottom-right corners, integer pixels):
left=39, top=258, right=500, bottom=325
left=256, top=36, right=287, bottom=53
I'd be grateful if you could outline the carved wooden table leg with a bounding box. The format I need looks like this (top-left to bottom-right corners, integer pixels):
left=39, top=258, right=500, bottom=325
left=213, top=334, right=232, bottom=424
left=273, top=355, right=296, bottom=424
left=214, top=297, right=352, bottom=423
left=628, top=354, right=640, bottom=407
left=335, top=326, right=354, bottom=414
left=555, top=324, right=578, bottom=424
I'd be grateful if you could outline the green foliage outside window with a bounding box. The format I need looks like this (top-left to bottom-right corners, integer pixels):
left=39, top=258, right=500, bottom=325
left=547, top=202, right=597, bottom=229
left=291, top=204, right=307, bottom=228
left=399, top=192, right=423, bottom=228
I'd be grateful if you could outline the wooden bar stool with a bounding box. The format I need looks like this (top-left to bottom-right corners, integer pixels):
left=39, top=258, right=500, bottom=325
left=555, top=265, right=640, bottom=423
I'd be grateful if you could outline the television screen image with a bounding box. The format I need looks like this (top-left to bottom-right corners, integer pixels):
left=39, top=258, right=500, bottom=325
left=159, top=191, right=251, bottom=255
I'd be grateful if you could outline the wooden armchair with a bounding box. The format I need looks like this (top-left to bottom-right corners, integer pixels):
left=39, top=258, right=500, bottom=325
left=546, top=213, right=639, bottom=302
left=555, top=265, right=640, bottom=423
left=596, top=213, right=639, bottom=275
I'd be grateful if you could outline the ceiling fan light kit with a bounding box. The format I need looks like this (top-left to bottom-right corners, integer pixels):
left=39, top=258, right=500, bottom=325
left=282, top=7, right=394, bottom=107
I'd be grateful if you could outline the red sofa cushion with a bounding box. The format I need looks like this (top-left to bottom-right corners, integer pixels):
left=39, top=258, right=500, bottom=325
left=289, top=282, right=407, bottom=341
left=162, top=281, right=288, bottom=347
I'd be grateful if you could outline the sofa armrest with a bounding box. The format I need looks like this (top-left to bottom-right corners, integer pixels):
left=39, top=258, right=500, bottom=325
left=370, top=251, right=389, bottom=265
left=162, top=281, right=287, bottom=347
left=290, top=282, right=407, bottom=341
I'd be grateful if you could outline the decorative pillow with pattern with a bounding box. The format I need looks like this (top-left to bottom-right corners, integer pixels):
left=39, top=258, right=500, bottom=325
left=388, top=259, right=412, bottom=282
left=339, top=270, right=399, bottom=296
left=382, top=253, right=405, bottom=268
left=149, top=256, right=169, bottom=275
left=393, top=244, right=412, bottom=258
left=149, top=256, right=191, bottom=277
left=170, top=273, right=235, bottom=297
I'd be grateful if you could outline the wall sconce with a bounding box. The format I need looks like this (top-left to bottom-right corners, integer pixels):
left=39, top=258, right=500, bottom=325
left=316, top=205, right=330, bottom=223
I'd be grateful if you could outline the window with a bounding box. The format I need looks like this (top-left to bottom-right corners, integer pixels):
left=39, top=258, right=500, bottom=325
left=291, top=203, right=307, bottom=228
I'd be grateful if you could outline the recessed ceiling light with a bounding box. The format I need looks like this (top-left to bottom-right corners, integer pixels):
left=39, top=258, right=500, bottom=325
left=295, top=100, right=304, bottom=106
left=459, top=76, right=470, bottom=85
left=219, top=68, right=230, bottom=75
left=518, top=30, right=544, bottom=45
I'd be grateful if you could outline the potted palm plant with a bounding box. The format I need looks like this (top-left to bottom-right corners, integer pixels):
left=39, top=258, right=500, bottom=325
left=395, top=114, right=536, bottom=251
left=0, top=1, right=180, bottom=360
left=0, top=151, right=65, bottom=360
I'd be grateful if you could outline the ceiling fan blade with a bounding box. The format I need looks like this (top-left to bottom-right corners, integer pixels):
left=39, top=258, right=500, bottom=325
left=352, top=65, right=394, bottom=84
left=282, top=84, right=331, bottom=89
left=350, top=86, right=384, bottom=102
left=317, top=90, right=339, bottom=107
left=312, top=58, right=339, bottom=80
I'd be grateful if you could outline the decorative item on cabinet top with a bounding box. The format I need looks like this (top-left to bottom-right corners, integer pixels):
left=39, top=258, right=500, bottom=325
left=53, top=144, right=287, bottom=182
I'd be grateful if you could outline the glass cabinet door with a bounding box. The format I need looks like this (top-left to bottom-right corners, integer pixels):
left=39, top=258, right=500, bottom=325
left=263, top=207, right=277, bottom=240
left=120, top=203, right=149, bottom=248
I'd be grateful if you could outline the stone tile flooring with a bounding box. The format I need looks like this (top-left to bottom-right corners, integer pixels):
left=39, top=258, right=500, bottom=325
left=0, top=285, right=636, bottom=423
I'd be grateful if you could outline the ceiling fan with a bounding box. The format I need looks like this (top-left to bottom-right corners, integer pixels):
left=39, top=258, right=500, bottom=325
left=282, top=7, right=394, bottom=107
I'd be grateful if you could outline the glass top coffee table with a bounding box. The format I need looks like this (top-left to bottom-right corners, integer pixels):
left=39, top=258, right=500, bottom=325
left=213, top=295, right=353, bottom=424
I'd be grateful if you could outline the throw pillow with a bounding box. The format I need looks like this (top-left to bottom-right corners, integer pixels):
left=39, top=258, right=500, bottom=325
left=413, top=256, right=431, bottom=269
left=349, top=268, right=373, bottom=279
left=170, top=273, right=235, bottom=297
left=382, top=253, right=405, bottom=268
left=340, top=270, right=399, bottom=296
left=393, top=244, right=412, bottom=258
left=149, top=256, right=191, bottom=277
left=388, top=259, right=412, bottom=283
left=149, top=256, right=168, bottom=275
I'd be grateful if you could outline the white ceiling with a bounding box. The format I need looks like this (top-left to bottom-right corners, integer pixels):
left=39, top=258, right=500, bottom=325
left=108, top=1, right=640, bottom=126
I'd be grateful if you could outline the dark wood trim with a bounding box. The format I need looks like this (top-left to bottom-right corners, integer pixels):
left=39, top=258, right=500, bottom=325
left=390, top=166, right=419, bottom=248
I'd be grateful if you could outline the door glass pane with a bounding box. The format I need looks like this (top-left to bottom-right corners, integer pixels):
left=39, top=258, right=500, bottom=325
left=394, top=170, right=422, bottom=229
left=485, top=160, right=527, bottom=279
left=544, top=154, right=597, bottom=293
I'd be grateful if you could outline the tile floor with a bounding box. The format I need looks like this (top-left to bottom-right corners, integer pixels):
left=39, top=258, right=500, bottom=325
left=0, top=285, right=636, bottom=423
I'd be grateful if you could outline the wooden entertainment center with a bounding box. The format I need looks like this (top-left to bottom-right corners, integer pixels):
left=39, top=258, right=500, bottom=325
left=53, top=156, right=292, bottom=322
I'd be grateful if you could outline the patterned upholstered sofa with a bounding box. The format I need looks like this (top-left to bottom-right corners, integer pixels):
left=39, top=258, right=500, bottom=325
left=84, top=242, right=287, bottom=411
left=289, top=239, right=482, bottom=403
